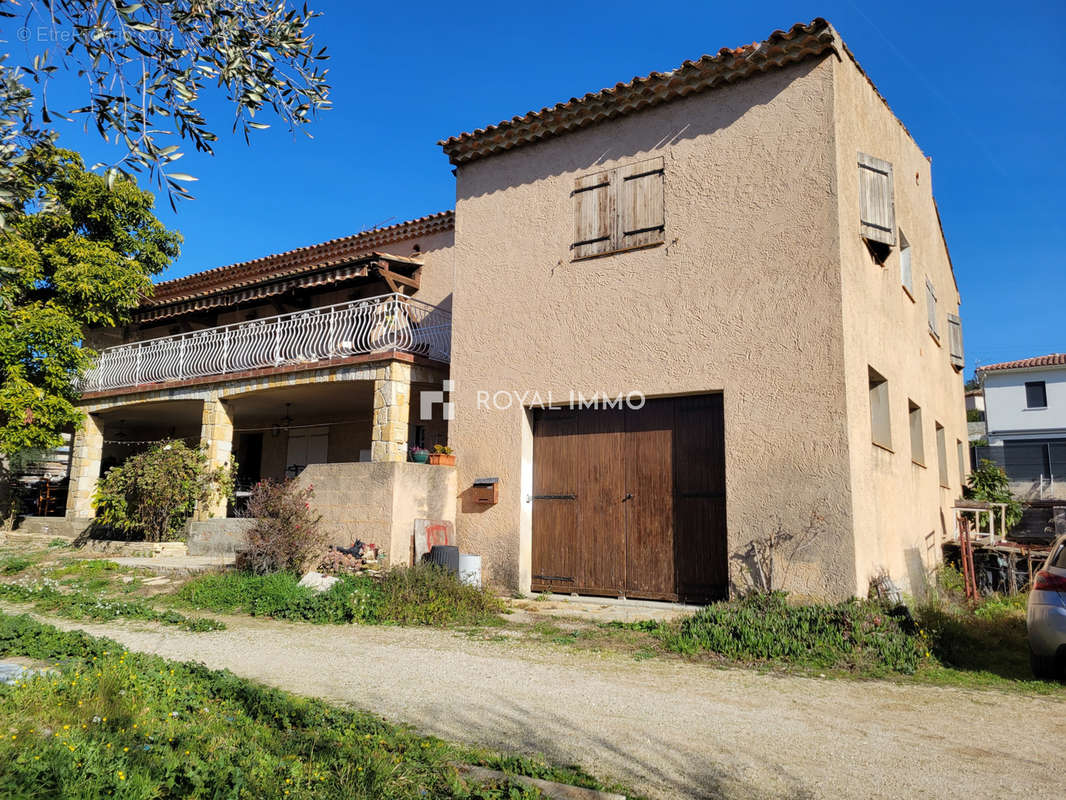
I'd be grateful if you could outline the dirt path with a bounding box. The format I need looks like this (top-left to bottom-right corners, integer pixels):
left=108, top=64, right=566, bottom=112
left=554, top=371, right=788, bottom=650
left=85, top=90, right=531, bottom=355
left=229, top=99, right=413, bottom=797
left=10, top=610, right=1058, bottom=800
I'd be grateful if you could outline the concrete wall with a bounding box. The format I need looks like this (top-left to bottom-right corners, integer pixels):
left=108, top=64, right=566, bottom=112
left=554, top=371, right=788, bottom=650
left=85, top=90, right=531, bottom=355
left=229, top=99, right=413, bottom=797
left=449, top=57, right=859, bottom=597
left=295, top=462, right=456, bottom=566
left=984, top=367, right=1066, bottom=441
left=831, top=49, right=968, bottom=596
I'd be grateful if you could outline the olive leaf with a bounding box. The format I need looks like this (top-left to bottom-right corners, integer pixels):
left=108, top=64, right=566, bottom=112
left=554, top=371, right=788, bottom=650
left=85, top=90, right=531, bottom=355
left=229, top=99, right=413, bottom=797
left=0, top=1, right=331, bottom=208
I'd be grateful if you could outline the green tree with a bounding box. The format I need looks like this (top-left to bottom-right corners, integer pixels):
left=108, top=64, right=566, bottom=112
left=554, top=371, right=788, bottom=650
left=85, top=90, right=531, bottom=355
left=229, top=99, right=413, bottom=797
left=964, top=459, right=1023, bottom=530
left=0, top=1, right=330, bottom=207
left=0, top=144, right=181, bottom=455
left=93, top=439, right=234, bottom=541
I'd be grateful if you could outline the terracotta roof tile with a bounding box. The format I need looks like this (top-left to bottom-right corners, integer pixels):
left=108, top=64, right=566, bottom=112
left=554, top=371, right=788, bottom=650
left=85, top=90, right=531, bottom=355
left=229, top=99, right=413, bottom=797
left=977, top=354, right=1066, bottom=373
left=439, top=19, right=837, bottom=165
left=144, top=211, right=454, bottom=308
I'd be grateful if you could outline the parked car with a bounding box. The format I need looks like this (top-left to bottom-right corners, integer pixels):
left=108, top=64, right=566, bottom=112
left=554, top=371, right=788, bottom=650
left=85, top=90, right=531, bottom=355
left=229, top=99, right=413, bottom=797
left=1028, top=534, right=1066, bottom=680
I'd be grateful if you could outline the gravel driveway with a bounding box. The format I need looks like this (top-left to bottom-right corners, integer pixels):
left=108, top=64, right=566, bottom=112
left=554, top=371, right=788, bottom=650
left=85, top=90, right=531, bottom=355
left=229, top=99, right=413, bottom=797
left=15, top=612, right=1059, bottom=800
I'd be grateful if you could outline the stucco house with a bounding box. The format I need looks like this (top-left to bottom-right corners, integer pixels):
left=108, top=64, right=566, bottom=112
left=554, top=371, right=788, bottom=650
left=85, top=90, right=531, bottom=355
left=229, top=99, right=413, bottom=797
left=976, top=354, right=1066, bottom=499
left=43, top=18, right=966, bottom=601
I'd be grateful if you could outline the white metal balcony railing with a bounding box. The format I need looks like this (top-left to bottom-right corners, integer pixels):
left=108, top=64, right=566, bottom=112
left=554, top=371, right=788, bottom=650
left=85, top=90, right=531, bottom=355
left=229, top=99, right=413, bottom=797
left=80, top=293, right=450, bottom=393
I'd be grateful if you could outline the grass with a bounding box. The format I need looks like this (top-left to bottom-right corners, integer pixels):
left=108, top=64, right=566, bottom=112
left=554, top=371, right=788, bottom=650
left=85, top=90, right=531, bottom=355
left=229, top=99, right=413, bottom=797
left=1, top=557, right=35, bottom=576
left=910, top=567, right=1052, bottom=689
left=0, top=582, right=224, bottom=633
left=0, top=613, right=624, bottom=799
left=177, top=564, right=506, bottom=627
left=48, top=559, right=124, bottom=578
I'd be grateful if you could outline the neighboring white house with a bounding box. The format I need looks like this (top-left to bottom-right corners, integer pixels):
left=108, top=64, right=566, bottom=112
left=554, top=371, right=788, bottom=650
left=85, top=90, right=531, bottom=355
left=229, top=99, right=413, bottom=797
left=978, top=354, right=1066, bottom=498
left=965, top=388, right=986, bottom=443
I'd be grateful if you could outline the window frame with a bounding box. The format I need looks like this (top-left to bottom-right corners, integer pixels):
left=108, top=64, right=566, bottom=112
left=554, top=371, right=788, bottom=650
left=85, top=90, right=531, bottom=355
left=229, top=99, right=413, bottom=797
left=1025, top=381, right=1048, bottom=409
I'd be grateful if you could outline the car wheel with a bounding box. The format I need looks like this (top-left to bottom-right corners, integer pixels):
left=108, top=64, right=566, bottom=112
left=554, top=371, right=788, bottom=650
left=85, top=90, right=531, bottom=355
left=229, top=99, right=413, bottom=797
left=1030, top=645, right=1060, bottom=681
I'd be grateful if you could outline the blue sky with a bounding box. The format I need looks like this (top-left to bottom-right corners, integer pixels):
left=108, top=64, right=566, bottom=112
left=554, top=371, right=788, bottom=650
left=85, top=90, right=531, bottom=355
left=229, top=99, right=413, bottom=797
left=17, top=0, right=1066, bottom=377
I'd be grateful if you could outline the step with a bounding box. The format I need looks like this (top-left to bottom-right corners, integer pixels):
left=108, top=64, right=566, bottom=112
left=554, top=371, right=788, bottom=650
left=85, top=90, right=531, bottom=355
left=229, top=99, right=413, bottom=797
left=187, top=518, right=255, bottom=555
left=11, top=516, right=91, bottom=541
left=81, top=540, right=189, bottom=559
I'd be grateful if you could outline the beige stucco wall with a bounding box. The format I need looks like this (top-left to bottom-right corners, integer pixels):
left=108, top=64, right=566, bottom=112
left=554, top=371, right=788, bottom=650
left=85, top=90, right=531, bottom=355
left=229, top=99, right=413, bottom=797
left=449, top=57, right=860, bottom=598
left=831, top=51, right=968, bottom=596
left=296, top=462, right=456, bottom=565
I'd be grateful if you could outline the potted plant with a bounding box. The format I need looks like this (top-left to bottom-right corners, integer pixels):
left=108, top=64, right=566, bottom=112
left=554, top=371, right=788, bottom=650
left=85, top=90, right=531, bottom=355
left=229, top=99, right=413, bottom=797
left=409, top=446, right=429, bottom=464
left=428, top=444, right=456, bottom=466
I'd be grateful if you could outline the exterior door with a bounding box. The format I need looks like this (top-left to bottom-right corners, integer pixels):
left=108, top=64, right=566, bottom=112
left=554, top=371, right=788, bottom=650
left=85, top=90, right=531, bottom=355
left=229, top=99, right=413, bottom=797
left=531, top=395, right=727, bottom=602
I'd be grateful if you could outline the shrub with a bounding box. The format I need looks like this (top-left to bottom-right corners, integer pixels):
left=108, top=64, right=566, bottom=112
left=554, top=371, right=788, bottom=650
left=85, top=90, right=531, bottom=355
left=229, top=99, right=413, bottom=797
left=377, top=563, right=504, bottom=626
left=238, top=480, right=326, bottom=575
left=93, top=440, right=234, bottom=541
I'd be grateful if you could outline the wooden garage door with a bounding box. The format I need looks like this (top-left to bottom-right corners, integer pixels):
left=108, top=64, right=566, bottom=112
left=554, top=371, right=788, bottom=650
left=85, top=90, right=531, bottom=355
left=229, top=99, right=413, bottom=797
left=531, top=394, right=726, bottom=602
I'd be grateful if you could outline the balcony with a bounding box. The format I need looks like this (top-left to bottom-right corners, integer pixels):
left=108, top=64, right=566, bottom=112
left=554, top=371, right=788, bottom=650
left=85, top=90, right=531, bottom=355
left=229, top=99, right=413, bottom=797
left=80, top=293, right=451, bottom=393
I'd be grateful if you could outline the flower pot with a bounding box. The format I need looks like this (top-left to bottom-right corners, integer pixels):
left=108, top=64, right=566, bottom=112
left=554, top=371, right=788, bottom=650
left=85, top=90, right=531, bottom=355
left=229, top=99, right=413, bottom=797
left=410, top=450, right=429, bottom=463
left=428, top=453, right=456, bottom=466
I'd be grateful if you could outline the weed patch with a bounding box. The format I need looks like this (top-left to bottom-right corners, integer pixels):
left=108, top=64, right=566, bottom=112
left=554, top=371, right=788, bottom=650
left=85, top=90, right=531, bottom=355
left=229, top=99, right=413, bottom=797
left=915, top=569, right=1041, bottom=684
left=612, top=593, right=928, bottom=674
left=0, top=613, right=620, bottom=799
left=0, top=582, right=223, bottom=632
left=178, top=565, right=505, bottom=628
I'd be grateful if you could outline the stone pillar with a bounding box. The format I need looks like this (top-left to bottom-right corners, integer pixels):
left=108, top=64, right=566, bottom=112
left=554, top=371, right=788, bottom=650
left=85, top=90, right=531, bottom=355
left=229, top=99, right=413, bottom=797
left=66, top=412, right=104, bottom=520
left=371, top=361, right=411, bottom=462
left=197, top=395, right=234, bottom=519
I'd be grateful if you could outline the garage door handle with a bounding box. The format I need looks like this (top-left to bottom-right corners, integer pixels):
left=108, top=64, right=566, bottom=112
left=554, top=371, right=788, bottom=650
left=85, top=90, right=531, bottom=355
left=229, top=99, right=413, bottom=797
left=622, top=493, right=633, bottom=502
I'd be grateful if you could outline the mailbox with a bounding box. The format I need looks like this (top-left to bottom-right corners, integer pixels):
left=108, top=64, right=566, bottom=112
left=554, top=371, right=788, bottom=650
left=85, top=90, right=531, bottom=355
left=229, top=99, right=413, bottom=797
left=472, top=477, right=499, bottom=505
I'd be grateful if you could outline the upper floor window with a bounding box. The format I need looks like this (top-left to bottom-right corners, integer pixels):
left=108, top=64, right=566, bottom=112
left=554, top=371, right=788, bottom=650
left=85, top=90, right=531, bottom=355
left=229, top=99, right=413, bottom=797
left=947, top=313, right=964, bottom=371
left=926, top=278, right=939, bottom=342
left=858, top=152, right=896, bottom=247
left=1025, top=381, right=1048, bottom=409
left=908, top=400, right=924, bottom=466
left=869, top=366, right=892, bottom=451
left=572, top=157, right=664, bottom=260
left=899, top=231, right=914, bottom=298
left=935, top=422, right=949, bottom=488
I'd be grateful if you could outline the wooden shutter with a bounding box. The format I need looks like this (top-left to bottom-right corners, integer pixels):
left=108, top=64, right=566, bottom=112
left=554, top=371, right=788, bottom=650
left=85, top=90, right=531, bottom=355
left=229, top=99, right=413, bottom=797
left=947, top=313, right=964, bottom=369
left=858, top=152, right=896, bottom=246
left=618, top=157, right=664, bottom=250
left=572, top=170, right=613, bottom=259
left=926, top=278, right=938, bottom=338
